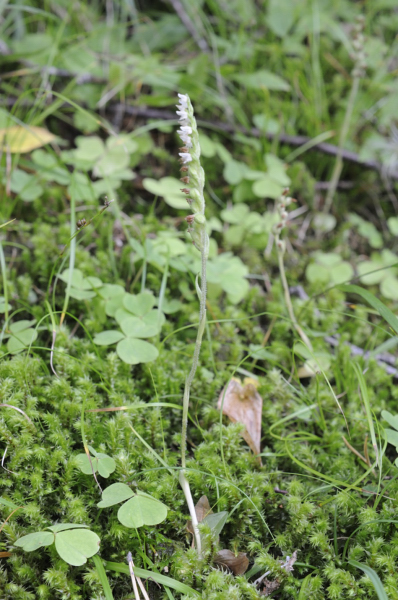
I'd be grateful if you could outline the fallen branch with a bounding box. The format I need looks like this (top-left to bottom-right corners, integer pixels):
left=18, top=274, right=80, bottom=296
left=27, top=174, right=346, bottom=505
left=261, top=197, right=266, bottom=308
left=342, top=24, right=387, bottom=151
left=1, top=93, right=395, bottom=178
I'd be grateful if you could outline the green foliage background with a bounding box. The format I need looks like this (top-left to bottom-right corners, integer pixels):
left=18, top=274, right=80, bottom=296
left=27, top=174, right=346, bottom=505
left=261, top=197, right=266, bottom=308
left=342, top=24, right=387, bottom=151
left=1, top=0, right=398, bottom=598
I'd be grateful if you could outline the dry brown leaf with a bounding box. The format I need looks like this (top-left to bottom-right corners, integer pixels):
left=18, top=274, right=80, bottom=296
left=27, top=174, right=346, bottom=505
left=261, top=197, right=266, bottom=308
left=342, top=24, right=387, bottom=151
left=217, top=377, right=263, bottom=458
left=261, top=578, right=280, bottom=596
left=0, top=126, right=56, bottom=153
left=186, top=495, right=212, bottom=535
left=214, top=549, right=249, bottom=575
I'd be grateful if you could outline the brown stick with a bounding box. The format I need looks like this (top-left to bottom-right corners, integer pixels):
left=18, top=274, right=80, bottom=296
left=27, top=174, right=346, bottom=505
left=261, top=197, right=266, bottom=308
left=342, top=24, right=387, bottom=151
left=1, top=96, right=395, bottom=178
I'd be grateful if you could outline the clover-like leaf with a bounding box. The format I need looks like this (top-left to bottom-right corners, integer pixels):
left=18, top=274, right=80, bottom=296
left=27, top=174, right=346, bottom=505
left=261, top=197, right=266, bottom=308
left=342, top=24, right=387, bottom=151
left=385, top=429, right=398, bottom=448
left=143, top=177, right=187, bottom=209
left=58, top=268, right=99, bottom=300
left=382, top=410, right=398, bottom=431
left=9, top=320, right=36, bottom=333
left=93, top=330, right=125, bottom=346
left=116, top=338, right=159, bottom=365
left=123, top=292, right=156, bottom=317
left=14, top=531, right=54, bottom=552
left=97, top=483, right=135, bottom=508
left=7, top=328, right=37, bottom=354
left=48, top=524, right=89, bottom=533
left=75, top=446, right=116, bottom=478
left=117, top=492, right=168, bottom=528
left=97, top=485, right=168, bottom=529
left=120, top=316, right=159, bottom=339
left=54, top=528, right=100, bottom=566
left=15, top=524, right=100, bottom=566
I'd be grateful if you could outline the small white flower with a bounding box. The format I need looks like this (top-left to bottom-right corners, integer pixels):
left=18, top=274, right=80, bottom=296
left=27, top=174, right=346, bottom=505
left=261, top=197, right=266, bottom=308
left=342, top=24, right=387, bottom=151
left=176, top=109, right=188, bottom=120
left=178, top=93, right=188, bottom=107
left=178, top=137, right=192, bottom=148
left=177, top=128, right=192, bottom=145
left=179, top=152, right=192, bottom=163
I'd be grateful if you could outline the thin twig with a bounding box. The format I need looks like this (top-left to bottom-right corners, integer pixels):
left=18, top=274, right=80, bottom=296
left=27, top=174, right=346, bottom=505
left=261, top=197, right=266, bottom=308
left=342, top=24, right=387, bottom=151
left=1, top=97, right=396, bottom=178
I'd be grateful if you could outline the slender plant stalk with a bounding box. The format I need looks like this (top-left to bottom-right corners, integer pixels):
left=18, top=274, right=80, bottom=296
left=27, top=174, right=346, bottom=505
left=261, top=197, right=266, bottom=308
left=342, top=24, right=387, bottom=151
left=180, top=249, right=207, bottom=469
left=175, top=93, right=209, bottom=556
left=275, top=235, right=313, bottom=352
left=323, top=76, right=360, bottom=214
left=323, top=16, right=366, bottom=213
left=273, top=191, right=313, bottom=353
left=179, top=246, right=207, bottom=556
left=60, top=192, right=76, bottom=326
left=0, top=237, right=9, bottom=323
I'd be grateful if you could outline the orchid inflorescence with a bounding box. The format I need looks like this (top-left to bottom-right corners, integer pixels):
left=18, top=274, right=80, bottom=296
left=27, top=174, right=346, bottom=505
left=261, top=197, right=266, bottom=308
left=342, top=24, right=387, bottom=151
left=272, top=187, right=294, bottom=255
left=351, top=15, right=367, bottom=79
left=176, top=93, right=209, bottom=257
left=175, top=93, right=209, bottom=556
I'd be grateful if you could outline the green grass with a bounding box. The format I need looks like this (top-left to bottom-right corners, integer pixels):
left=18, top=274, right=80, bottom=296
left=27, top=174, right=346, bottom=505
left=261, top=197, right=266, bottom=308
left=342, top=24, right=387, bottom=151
left=1, top=1, right=398, bottom=598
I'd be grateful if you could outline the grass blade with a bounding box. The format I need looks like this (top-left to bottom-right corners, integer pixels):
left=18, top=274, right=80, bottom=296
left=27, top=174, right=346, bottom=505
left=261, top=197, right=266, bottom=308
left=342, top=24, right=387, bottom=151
left=104, top=561, right=200, bottom=597
left=92, top=555, right=114, bottom=600
left=60, top=188, right=76, bottom=327
left=351, top=363, right=379, bottom=466
left=348, top=560, right=388, bottom=600
left=340, top=284, right=398, bottom=335
left=298, top=573, right=315, bottom=599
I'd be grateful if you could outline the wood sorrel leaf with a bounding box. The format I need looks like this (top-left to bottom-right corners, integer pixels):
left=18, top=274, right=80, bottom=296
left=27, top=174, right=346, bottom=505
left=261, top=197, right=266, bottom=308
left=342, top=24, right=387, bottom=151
left=93, top=330, right=125, bottom=346
left=382, top=410, right=398, bottom=431
left=120, top=316, right=159, bottom=338
left=54, top=529, right=100, bottom=566
left=97, top=483, right=134, bottom=508
left=116, top=338, right=159, bottom=365
left=7, top=328, right=37, bottom=354
left=117, top=493, right=168, bottom=528
left=123, top=292, right=155, bottom=317
left=75, top=449, right=116, bottom=478
left=48, top=524, right=89, bottom=533
left=14, top=531, right=54, bottom=552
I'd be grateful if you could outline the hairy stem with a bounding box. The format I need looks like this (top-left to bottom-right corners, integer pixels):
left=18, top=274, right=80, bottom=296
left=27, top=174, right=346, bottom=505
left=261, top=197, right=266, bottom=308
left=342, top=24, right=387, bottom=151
left=276, top=238, right=313, bottom=352
left=179, top=232, right=207, bottom=557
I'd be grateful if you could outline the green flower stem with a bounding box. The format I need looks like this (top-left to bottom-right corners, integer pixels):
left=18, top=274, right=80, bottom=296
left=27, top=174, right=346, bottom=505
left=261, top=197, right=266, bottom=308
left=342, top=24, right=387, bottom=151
left=276, top=234, right=313, bottom=352
left=0, top=237, right=9, bottom=323
left=179, top=237, right=207, bottom=557
left=175, top=92, right=209, bottom=556
left=323, top=75, right=360, bottom=214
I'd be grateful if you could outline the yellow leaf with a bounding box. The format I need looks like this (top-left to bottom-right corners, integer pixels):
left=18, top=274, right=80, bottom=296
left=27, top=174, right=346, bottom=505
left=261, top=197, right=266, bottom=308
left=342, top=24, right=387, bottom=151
left=0, top=126, right=56, bottom=153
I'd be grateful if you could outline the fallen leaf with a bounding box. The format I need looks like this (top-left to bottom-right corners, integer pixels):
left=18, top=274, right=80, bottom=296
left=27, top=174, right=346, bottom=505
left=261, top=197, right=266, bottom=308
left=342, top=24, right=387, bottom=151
left=0, top=126, right=56, bottom=153
left=261, top=578, right=280, bottom=596
left=217, top=377, right=263, bottom=459
left=187, top=495, right=212, bottom=535
left=214, top=549, right=249, bottom=575
left=255, top=550, right=298, bottom=594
